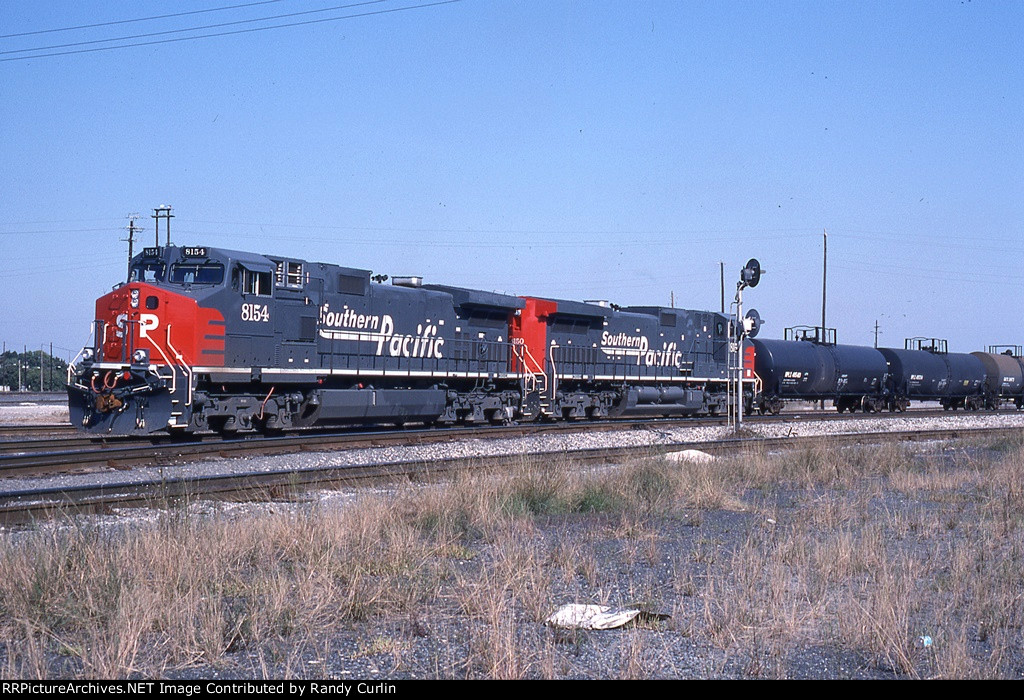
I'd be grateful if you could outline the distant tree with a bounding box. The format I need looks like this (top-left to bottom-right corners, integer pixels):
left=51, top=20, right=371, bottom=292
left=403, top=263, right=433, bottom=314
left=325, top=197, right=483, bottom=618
left=0, top=350, right=69, bottom=392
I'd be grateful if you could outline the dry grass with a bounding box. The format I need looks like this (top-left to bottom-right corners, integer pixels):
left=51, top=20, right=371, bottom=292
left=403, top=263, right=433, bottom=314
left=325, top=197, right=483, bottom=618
left=1, top=437, right=1023, bottom=678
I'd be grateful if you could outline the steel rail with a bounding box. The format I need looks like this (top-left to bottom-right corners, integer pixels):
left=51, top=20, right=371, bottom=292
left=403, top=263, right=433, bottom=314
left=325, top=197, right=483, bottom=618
left=0, top=424, right=1020, bottom=525
left=2, top=408, right=1022, bottom=475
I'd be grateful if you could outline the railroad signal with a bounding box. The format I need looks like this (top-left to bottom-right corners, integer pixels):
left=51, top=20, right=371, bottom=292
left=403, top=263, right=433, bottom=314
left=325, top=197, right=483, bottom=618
left=744, top=308, right=762, bottom=337
left=741, top=258, right=762, bottom=289
left=732, top=257, right=764, bottom=431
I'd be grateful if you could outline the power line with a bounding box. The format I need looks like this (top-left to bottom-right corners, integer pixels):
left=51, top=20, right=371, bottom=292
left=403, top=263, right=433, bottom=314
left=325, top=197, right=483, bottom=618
left=1, top=0, right=388, bottom=56
left=1, top=0, right=462, bottom=63
left=0, top=228, right=121, bottom=235
left=180, top=218, right=820, bottom=236
left=0, top=217, right=122, bottom=226
left=0, top=0, right=284, bottom=39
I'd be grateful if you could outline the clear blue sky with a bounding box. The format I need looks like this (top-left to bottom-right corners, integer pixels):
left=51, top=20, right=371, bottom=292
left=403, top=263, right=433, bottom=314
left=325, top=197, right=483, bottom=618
left=2, top=0, right=1021, bottom=362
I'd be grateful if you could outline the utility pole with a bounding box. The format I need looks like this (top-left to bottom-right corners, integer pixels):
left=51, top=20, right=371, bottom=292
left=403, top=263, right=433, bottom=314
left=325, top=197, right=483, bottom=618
left=822, top=229, right=827, bottom=336
left=123, top=214, right=142, bottom=280
left=720, top=261, right=725, bottom=313
left=874, top=320, right=880, bottom=348
left=821, top=229, right=828, bottom=411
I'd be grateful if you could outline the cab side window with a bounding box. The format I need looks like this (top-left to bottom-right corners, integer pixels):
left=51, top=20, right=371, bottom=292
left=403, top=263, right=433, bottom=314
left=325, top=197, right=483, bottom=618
left=234, top=265, right=272, bottom=296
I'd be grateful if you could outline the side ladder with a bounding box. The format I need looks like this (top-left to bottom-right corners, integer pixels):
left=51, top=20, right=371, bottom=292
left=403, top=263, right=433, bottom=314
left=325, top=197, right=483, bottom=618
left=512, top=343, right=551, bottom=419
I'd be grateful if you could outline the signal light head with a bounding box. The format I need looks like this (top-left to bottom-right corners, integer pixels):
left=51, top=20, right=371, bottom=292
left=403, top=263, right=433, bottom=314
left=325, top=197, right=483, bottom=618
left=741, top=259, right=762, bottom=288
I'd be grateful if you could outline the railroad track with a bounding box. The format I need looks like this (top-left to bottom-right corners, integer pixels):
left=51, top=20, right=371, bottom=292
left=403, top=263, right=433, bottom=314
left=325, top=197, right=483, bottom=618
left=0, top=419, right=1021, bottom=525
left=0, top=418, right=728, bottom=476
left=0, top=423, right=74, bottom=438
left=2, top=407, right=1021, bottom=474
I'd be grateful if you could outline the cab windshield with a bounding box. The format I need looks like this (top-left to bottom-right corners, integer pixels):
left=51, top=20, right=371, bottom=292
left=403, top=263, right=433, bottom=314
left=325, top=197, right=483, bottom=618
left=130, top=262, right=165, bottom=283
left=169, top=263, right=225, bottom=285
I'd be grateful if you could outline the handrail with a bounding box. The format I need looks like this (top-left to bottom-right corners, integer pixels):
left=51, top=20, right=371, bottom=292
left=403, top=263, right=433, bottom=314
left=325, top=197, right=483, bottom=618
left=512, top=344, right=536, bottom=393
left=146, top=326, right=177, bottom=395
left=164, top=324, right=194, bottom=406
left=548, top=344, right=559, bottom=403
left=67, top=323, right=97, bottom=385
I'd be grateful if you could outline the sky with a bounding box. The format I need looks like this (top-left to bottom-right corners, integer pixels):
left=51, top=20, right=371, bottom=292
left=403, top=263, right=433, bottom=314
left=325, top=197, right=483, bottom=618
left=1, top=0, right=1021, bottom=362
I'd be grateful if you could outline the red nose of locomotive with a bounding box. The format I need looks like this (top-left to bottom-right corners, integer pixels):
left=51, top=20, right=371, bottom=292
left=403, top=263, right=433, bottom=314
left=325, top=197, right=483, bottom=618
left=93, top=282, right=224, bottom=368
left=69, top=281, right=225, bottom=434
left=96, top=283, right=165, bottom=365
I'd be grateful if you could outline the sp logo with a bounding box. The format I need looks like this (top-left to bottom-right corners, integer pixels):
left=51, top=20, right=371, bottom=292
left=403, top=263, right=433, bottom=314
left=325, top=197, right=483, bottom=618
left=117, top=313, right=159, bottom=338
left=114, top=312, right=128, bottom=339
left=139, top=314, right=159, bottom=339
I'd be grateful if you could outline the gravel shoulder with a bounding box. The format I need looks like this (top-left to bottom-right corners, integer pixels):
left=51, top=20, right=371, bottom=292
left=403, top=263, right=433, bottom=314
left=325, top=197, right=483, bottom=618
left=4, top=412, right=1024, bottom=497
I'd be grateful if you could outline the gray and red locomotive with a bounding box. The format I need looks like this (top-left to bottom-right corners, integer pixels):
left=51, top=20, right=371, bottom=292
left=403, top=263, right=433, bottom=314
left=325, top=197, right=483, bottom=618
left=68, top=245, right=1024, bottom=435
left=68, top=245, right=752, bottom=435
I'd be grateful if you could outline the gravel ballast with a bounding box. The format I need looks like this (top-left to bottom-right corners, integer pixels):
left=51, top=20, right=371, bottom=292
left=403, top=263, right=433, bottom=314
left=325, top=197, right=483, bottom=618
left=3, top=412, right=1024, bottom=497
